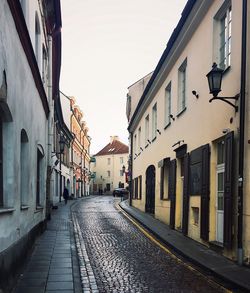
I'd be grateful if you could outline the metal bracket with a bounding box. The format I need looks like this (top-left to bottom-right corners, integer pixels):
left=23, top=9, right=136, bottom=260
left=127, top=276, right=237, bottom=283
left=209, top=94, right=239, bottom=112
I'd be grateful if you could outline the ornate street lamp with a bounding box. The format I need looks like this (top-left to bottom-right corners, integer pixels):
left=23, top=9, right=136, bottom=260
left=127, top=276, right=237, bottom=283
left=122, top=165, right=126, bottom=175
left=206, top=63, right=239, bottom=111
left=59, top=136, right=65, bottom=154
left=59, top=136, right=65, bottom=202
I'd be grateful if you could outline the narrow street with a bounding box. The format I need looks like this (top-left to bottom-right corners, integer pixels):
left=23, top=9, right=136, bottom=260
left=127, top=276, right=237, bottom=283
left=72, top=196, right=226, bottom=293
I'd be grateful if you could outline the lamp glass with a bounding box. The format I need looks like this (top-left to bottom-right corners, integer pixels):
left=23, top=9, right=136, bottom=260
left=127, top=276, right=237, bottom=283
left=59, top=137, right=65, bottom=153
left=206, top=63, right=223, bottom=97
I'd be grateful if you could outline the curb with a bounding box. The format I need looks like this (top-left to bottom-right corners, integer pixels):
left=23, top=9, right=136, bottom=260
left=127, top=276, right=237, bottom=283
left=118, top=201, right=248, bottom=292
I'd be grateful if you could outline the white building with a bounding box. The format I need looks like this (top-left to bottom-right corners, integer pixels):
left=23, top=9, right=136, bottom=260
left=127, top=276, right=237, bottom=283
left=91, top=136, right=129, bottom=194
left=0, top=0, right=62, bottom=290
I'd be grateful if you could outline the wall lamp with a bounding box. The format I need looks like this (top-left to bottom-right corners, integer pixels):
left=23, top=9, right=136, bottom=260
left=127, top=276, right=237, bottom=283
left=157, top=129, right=161, bottom=135
left=192, top=90, right=199, bottom=99
left=206, top=63, right=239, bottom=112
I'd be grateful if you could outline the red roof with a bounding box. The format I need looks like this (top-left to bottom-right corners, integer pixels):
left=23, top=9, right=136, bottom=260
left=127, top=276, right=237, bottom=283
left=95, top=139, right=129, bottom=156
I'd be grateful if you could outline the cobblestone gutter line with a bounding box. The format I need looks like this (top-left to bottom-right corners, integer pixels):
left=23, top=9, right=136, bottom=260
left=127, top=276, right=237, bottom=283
left=72, top=212, right=99, bottom=293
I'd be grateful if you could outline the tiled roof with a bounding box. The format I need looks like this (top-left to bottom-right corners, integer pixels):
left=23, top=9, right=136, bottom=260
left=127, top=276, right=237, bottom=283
left=95, top=139, right=129, bottom=156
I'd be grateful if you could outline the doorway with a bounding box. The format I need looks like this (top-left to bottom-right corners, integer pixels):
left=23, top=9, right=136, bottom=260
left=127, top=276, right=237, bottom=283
left=145, top=165, right=155, bottom=214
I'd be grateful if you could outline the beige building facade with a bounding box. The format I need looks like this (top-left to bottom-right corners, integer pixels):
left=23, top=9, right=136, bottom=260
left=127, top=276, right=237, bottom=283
left=91, top=136, right=129, bottom=194
left=127, top=0, right=250, bottom=264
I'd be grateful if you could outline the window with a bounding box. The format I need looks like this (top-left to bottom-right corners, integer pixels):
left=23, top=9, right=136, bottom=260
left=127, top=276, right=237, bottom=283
left=219, top=5, right=232, bottom=69
left=138, top=127, right=141, bottom=151
left=120, top=157, right=123, bottom=164
left=36, top=146, right=44, bottom=206
left=152, top=103, right=157, bottom=139
left=42, top=45, right=48, bottom=85
left=35, top=13, right=41, bottom=70
left=164, top=83, right=171, bottom=126
left=0, top=119, right=2, bottom=207
left=20, top=130, right=29, bottom=207
left=145, top=115, right=149, bottom=145
left=160, top=161, right=169, bottom=200
left=178, top=59, right=187, bottom=113
left=120, top=170, right=123, bottom=177
left=107, top=158, right=111, bottom=165
left=107, top=171, right=110, bottom=177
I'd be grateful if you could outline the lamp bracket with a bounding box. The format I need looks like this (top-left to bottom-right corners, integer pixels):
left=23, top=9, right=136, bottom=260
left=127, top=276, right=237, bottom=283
left=209, top=94, right=239, bottom=112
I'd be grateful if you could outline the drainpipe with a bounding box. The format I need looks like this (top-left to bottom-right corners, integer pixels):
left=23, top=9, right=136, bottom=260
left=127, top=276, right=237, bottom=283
left=237, top=0, right=247, bottom=265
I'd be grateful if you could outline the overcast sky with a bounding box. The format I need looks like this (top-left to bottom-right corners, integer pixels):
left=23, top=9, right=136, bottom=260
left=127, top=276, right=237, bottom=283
left=60, top=0, right=187, bottom=154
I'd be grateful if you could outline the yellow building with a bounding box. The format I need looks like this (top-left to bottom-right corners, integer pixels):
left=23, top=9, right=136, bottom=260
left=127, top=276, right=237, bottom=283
left=91, top=136, right=129, bottom=194
left=127, top=0, right=250, bottom=264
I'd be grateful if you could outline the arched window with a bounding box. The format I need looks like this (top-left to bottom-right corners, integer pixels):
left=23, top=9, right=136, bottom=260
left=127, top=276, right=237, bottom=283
left=35, top=13, right=41, bottom=70
left=20, top=129, right=29, bottom=207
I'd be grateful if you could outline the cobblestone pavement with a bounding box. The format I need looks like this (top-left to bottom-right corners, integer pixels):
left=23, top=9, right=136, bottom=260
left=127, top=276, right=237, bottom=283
left=72, top=196, right=227, bottom=293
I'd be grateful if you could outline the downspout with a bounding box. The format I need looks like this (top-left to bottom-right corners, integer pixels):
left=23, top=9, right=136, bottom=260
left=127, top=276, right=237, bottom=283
left=237, top=0, right=247, bottom=265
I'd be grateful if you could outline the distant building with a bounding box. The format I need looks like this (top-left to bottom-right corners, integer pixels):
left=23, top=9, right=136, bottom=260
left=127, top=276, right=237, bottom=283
left=91, top=136, right=129, bottom=194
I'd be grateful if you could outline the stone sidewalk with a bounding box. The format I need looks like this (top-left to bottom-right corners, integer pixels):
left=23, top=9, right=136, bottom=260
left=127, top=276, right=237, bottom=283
left=119, top=199, right=250, bottom=292
left=13, top=199, right=82, bottom=293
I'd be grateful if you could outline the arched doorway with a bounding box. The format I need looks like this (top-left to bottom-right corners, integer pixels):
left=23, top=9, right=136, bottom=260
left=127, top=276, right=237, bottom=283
left=145, top=165, right=155, bottom=214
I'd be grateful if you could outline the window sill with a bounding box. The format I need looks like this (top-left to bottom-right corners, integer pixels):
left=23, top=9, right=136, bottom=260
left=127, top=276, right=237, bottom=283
left=34, top=206, right=44, bottom=213
left=164, top=122, right=171, bottom=130
left=176, top=107, right=186, bottom=118
left=152, top=137, right=156, bottom=143
left=21, top=205, right=29, bottom=210
left=161, top=198, right=170, bottom=201
left=0, top=207, right=15, bottom=214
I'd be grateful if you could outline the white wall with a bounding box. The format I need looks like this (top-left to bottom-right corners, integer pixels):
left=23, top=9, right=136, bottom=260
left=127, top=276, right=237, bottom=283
left=0, top=0, right=48, bottom=252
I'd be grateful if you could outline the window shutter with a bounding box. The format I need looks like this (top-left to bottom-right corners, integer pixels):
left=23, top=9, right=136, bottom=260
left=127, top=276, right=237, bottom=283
left=200, top=144, right=210, bottom=241
left=224, top=131, right=234, bottom=248
left=182, top=154, right=189, bottom=235
left=139, top=175, right=142, bottom=199
left=169, top=159, right=176, bottom=229
left=160, top=166, right=164, bottom=200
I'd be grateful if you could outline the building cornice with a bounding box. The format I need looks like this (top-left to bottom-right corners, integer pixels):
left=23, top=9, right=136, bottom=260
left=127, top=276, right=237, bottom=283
left=7, top=0, right=50, bottom=117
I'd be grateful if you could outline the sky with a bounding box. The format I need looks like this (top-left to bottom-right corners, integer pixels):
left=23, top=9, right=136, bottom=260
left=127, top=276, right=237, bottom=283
left=60, top=0, right=187, bottom=154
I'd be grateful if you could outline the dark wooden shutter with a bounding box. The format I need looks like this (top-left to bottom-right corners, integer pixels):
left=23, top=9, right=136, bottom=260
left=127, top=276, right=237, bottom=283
left=182, top=154, right=189, bottom=235
left=160, top=166, right=164, bottom=200
left=224, top=131, right=234, bottom=248
left=169, top=159, right=176, bottom=229
left=139, top=175, right=142, bottom=199
left=200, top=144, right=210, bottom=241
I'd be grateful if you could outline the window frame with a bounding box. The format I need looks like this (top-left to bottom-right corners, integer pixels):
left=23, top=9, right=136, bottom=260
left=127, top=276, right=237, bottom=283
left=145, top=115, right=149, bottom=146
left=219, top=5, right=232, bottom=70
left=152, top=103, right=157, bottom=140
left=177, top=59, right=187, bottom=115
left=164, top=82, right=172, bottom=127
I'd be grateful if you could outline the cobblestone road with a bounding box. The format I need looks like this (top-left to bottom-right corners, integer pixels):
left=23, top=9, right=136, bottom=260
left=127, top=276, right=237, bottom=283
left=72, top=196, right=226, bottom=293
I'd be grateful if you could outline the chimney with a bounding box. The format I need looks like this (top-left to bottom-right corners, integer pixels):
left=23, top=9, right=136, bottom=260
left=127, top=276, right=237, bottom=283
left=110, top=136, right=119, bottom=143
